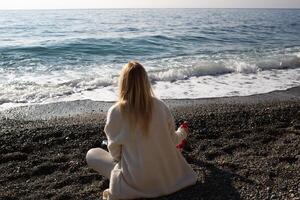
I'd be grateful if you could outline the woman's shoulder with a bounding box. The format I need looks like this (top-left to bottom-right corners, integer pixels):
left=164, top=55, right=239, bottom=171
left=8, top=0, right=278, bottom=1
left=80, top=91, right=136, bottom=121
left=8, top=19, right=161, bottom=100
left=152, top=97, right=169, bottom=111
left=108, top=98, right=169, bottom=115
left=107, top=102, right=122, bottom=119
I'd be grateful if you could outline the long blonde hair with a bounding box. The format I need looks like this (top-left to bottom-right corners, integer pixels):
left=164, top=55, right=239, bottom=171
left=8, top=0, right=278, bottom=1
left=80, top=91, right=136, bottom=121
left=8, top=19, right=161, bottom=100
left=118, top=61, right=154, bottom=134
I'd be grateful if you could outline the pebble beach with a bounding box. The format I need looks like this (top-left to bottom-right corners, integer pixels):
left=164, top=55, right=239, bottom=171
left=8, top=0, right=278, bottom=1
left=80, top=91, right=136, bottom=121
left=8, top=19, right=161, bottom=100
left=1, top=86, right=300, bottom=199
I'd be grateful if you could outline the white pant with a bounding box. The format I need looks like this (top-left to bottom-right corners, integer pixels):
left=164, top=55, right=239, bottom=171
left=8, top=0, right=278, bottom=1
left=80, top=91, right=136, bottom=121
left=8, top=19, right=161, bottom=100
left=86, top=148, right=116, bottom=179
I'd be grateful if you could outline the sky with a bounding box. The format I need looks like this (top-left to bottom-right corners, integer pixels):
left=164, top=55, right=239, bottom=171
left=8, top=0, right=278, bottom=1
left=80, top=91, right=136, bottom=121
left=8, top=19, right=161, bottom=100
left=0, top=0, right=300, bottom=10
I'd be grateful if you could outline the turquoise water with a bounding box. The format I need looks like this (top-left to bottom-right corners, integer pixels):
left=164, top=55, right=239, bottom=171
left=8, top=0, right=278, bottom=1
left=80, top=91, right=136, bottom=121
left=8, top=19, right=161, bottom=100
left=0, top=9, right=300, bottom=107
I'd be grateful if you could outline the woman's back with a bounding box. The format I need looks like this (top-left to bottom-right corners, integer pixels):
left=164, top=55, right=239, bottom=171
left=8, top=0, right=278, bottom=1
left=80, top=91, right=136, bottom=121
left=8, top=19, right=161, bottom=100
left=87, top=61, right=197, bottom=199
left=105, top=97, right=197, bottom=199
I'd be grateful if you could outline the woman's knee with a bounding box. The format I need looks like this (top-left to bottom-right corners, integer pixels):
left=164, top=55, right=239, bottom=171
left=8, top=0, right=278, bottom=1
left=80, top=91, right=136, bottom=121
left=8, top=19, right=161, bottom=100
left=86, top=148, right=98, bottom=167
left=86, top=148, right=114, bottom=179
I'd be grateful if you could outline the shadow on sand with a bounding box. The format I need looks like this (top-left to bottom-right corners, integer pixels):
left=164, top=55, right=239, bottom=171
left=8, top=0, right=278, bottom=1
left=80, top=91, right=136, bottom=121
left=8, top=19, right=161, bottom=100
left=151, top=159, right=256, bottom=200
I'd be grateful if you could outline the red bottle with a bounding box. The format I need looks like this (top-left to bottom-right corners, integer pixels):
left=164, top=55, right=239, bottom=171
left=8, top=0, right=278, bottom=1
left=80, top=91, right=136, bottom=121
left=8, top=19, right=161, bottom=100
left=176, top=121, right=188, bottom=151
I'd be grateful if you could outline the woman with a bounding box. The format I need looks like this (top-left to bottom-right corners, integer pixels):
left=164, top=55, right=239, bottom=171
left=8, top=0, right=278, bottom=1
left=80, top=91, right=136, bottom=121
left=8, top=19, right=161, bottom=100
left=86, top=61, right=197, bottom=199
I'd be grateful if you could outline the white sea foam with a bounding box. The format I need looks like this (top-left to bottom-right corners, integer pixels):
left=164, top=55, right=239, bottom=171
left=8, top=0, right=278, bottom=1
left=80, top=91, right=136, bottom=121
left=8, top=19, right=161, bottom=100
left=148, top=55, right=300, bottom=82
left=0, top=54, right=300, bottom=110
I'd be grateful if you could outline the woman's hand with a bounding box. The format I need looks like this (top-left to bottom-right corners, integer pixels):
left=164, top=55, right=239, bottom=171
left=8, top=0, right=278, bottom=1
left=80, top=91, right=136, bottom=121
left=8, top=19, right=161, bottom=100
left=180, top=121, right=189, bottom=134
left=176, top=121, right=189, bottom=151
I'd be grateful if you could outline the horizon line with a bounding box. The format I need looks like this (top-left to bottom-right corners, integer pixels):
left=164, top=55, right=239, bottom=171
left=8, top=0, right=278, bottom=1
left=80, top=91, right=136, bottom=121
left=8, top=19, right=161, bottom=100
left=0, top=7, right=300, bottom=11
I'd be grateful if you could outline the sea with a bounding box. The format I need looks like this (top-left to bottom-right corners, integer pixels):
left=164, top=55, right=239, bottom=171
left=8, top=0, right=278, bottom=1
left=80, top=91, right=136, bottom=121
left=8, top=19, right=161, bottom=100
left=0, top=9, right=300, bottom=110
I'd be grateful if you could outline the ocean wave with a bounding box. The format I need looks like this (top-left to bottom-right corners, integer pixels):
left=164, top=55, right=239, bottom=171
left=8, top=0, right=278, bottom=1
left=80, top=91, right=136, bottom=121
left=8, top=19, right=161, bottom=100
left=58, top=77, right=115, bottom=90
left=1, top=67, right=300, bottom=107
left=149, top=62, right=234, bottom=82
left=0, top=53, right=300, bottom=105
left=149, top=55, right=300, bottom=82
left=0, top=76, right=116, bottom=105
left=0, top=35, right=177, bottom=56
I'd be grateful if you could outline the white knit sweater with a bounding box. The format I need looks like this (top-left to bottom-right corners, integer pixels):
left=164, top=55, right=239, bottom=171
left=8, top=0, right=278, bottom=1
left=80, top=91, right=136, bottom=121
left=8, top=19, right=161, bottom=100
left=104, top=97, right=197, bottom=199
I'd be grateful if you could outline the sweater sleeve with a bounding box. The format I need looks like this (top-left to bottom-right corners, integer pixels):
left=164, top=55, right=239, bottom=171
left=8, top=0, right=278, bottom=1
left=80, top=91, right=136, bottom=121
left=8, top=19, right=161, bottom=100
left=104, top=105, right=122, bottom=162
left=164, top=103, right=188, bottom=145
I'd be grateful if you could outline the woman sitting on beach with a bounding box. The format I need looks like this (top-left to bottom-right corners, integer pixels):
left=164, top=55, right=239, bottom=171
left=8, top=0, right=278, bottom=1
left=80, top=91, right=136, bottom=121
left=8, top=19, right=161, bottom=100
left=86, top=61, right=197, bottom=199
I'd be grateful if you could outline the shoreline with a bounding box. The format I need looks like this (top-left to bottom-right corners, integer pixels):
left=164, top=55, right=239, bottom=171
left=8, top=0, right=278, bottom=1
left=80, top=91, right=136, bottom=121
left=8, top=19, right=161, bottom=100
left=1, top=86, right=300, bottom=121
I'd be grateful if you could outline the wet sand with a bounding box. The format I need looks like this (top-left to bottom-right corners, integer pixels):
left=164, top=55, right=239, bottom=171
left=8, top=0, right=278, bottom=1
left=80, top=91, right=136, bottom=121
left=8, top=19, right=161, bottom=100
left=0, top=87, right=300, bottom=200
